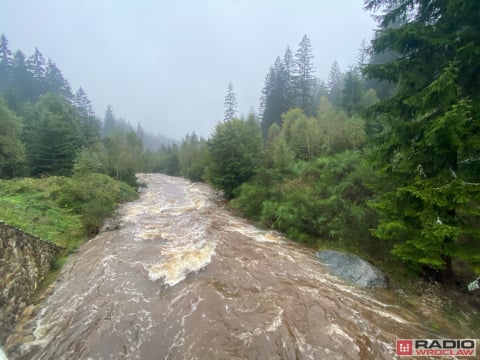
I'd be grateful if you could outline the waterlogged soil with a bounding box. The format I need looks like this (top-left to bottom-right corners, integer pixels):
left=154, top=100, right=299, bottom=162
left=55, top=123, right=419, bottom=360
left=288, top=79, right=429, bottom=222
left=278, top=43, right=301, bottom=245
left=5, top=174, right=479, bottom=359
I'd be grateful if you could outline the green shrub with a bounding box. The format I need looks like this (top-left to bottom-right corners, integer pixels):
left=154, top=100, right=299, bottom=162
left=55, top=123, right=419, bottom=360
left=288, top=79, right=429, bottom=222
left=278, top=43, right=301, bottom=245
left=55, top=173, right=137, bottom=234
left=235, top=151, right=380, bottom=249
left=231, top=182, right=270, bottom=220
left=0, top=173, right=137, bottom=249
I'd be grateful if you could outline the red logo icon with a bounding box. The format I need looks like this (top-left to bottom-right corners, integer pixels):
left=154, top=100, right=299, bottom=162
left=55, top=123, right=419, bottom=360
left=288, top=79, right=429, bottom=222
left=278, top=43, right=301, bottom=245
left=397, top=339, right=413, bottom=356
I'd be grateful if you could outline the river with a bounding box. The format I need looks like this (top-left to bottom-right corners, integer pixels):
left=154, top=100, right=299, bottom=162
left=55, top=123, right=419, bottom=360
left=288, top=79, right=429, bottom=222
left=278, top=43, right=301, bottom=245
left=6, top=174, right=447, bottom=359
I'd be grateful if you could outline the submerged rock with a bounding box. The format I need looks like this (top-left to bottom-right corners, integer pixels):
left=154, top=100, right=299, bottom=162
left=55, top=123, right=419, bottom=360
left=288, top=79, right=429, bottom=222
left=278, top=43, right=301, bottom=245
left=316, top=250, right=388, bottom=288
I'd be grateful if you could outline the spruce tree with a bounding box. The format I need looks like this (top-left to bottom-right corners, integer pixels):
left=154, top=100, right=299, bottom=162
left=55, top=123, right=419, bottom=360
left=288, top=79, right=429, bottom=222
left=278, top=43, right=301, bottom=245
left=0, top=34, right=12, bottom=92
left=283, top=46, right=295, bottom=109
left=45, top=59, right=73, bottom=101
left=26, top=47, right=47, bottom=98
left=10, top=50, right=38, bottom=102
left=136, top=122, right=145, bottom=140
left=23, top=94, right=82, bottom=176
left=327, top=60, right=344, bottom=106
left=103, top=105, right=117, bottom=136
left=293, top=35, right=316, bottom=116
left=74, top=87, right=95, bottom=119
left=341, top=70, right=363, bottom=115
left=260, top=57, right=289, bottom=137
left=74, top=87, right=100, bottom=146
left=365, top=0, right=480, bottom=281
left=224, top=81, right=238, bottom=121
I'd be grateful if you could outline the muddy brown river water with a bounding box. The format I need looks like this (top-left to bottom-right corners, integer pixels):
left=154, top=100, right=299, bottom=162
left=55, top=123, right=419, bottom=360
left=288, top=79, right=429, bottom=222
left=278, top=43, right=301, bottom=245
left=6, top=174, right=452, bottom=359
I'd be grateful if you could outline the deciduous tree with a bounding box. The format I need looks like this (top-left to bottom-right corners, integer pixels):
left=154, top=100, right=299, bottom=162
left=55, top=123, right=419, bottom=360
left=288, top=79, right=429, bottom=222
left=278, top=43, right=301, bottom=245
left=0, top=100, right=25, bottom=177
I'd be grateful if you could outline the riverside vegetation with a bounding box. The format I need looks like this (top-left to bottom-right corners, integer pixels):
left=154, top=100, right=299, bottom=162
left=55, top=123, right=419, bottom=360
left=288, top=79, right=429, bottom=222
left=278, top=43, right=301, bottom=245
left=159, top=0, right=480, bottom=291
left=0, top=174, right=137, bottom=252
left=0, top=0, right=479, bottom=333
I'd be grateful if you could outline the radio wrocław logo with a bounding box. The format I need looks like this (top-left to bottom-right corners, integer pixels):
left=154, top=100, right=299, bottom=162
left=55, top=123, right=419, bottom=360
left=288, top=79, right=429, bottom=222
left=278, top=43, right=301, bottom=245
left=396, top=339, right=476, bottom=357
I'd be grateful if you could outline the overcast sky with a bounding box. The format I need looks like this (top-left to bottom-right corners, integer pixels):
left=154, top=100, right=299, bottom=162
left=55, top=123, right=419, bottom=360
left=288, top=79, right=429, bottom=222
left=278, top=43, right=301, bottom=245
left=0, top=1, right=377, bottom=140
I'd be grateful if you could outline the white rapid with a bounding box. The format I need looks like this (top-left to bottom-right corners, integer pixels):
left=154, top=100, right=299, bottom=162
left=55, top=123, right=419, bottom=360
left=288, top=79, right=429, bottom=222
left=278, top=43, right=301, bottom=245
left=6, top=174, right=443, bottom=359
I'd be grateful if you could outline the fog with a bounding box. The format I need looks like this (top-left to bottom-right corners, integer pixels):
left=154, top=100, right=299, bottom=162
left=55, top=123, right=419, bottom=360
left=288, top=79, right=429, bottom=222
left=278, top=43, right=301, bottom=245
left=0, top=1, right=376, bottom=140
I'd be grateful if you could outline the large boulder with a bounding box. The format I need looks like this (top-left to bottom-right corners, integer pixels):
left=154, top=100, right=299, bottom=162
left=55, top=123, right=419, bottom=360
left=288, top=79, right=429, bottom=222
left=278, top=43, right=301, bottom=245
left=316, top=250, right=388, bottom=288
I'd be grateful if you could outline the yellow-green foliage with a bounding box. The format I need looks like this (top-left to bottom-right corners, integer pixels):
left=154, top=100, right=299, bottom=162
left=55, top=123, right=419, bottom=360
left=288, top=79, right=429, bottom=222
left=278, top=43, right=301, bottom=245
left=0, top=174, right=137, bottom=251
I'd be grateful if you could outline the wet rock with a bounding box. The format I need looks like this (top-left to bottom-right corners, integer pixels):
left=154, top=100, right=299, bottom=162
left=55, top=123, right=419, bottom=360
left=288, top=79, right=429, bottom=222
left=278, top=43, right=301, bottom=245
left=316, top=250, right=388, bottom=288
left=100, top=215, right=121, bottom=232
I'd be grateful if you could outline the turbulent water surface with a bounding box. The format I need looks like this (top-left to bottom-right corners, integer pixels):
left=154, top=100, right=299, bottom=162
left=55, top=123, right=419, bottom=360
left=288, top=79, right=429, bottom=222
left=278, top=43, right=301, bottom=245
left=7, top=174, right=442, bottom=359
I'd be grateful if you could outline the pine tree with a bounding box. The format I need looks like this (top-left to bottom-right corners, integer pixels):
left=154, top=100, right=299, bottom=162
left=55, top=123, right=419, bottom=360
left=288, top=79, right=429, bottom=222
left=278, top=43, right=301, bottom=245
left=224, top=81, right=237, bottom=121
left=293, top=35, right=316, bottom=116
left=365, top=0, right=480, bottom=281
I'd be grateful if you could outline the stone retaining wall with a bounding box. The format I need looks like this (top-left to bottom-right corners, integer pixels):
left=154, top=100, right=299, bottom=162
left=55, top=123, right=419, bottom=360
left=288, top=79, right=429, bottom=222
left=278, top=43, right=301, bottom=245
left=0, top=222, right=62, bottom=343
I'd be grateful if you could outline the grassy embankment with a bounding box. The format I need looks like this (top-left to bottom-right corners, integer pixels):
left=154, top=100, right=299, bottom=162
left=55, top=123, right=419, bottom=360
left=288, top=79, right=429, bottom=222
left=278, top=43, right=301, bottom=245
left=0, top=173, right=138, bottom=294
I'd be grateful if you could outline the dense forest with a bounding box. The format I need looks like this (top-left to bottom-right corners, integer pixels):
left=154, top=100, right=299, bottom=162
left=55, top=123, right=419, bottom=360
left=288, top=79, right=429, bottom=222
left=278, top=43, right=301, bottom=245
left=0, top=34, right=174, bottom=185
left=1, top=0, right=479, bottom=287
left=0, top=33, right=173, bottom=249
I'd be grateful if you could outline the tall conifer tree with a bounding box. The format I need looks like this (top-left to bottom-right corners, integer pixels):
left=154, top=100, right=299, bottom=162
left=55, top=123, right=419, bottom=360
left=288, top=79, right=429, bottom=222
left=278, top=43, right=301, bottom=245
left=365, top=0, right=480, bottom=281
left=224, top=81, right=238, bottom=121
left=45, top=59, right=73, bottom=101
left=27, top=47, right=47, bottom=99
left=74, top=87, right=100, bottom=145
left=293, top=35, right=316, bottom=116
left=11, top=50, right=36, bottom=102
left=0, top=34, right=12, bottom=92
left=283, top=46, right=295, bottom=109
left=103, top=104, right=117, bottom=136
left=260, top=57, right=289, bottom=137
left=327, top=60, right=344, bottom=106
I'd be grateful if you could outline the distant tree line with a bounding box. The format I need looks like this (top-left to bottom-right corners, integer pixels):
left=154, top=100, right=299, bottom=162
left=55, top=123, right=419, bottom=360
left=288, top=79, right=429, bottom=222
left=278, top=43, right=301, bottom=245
left=0, top=33, right=173, bottom=185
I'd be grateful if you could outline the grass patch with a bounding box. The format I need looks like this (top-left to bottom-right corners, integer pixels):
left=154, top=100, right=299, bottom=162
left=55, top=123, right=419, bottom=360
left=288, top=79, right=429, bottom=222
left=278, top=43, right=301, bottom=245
left=0, top=173, right=138, bottom=252
left=0, top=190, right=84, bottom=248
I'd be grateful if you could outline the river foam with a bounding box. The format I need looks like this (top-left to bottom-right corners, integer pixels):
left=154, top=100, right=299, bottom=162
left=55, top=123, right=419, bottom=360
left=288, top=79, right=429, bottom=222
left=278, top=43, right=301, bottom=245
left=6, top=174, right=442, bottom=360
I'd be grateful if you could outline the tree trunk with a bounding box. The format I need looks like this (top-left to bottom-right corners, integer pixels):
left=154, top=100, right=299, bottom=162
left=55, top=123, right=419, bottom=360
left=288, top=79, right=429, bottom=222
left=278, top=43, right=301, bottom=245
left=440, top=254, right=453, bottom=285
